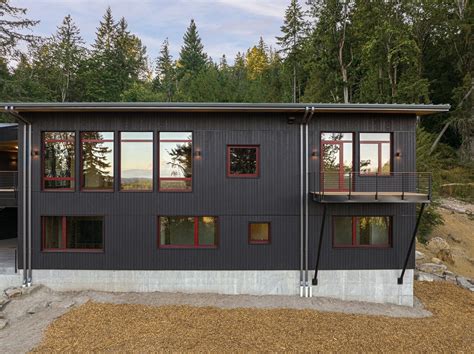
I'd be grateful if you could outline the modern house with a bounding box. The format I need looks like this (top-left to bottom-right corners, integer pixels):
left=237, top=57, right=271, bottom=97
left=0, top=102, right=450, bottom=306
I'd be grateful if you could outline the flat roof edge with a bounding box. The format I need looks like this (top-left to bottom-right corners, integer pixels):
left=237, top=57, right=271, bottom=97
left=1, top=102, right=450, bottom=115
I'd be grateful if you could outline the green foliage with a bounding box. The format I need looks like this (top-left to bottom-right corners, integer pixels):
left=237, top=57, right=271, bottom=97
left=177, top=19, right=207, bottom=78
left=418, top=204, right=444, bottom=243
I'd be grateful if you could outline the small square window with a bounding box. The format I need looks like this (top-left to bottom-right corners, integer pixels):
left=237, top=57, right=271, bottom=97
left=227, top=145, right=259, bottom=177
left=249, top=222, right=271, bottom=244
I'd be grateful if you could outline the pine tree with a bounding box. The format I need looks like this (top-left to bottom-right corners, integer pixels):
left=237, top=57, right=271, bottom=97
left=154, top=38, right=176, bottom=101
left=276, top=0, right=305, bottom=102
left=52, top=15, right=86, bottom=102
left=0, top=0, right=39, bottom=56
left=178, top=19, right=207, bottom=77
left=93, top=6, right=117, bottom=52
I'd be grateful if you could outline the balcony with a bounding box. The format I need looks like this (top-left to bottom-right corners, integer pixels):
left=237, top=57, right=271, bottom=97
left=0, top=171, right=18, bottom=207
left=310, top=172, right=432, bottom=203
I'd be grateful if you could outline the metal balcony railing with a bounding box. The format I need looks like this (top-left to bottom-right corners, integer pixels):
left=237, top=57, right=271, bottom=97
left=310, top=172, right=432, bottom=203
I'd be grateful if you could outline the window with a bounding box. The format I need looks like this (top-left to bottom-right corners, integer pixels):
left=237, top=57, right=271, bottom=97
left=359, top=133, right=391, bottom=175
left=120, top=132, right=153, bottom=191
left=321, top=133, right=353, bottom=191
left=43, top=132, right=75, bottom=190
left=333, top=216, right=391, bottom=247
left=159, top=216, right=217, bottom=248
left=81, top=132, right=114, bottom=190
left=249, top=222, right=271, bottom=244
left=159, top=132, right=192, bottom=191
left=227, top=145, right=259, bottom=177
left=42, top=216, right=103, bottom=251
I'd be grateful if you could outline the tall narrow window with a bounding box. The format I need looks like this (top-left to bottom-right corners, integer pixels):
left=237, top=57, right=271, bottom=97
left=159, top=132, right=192, bottom=191
left=159, top=216, right=218, bottom=248
left=42, top=216, right=103, bottom=251
left=333, top=216, right=391, bottom=248
left=81, top=132, right=114, bottom=190
left=359, top=133, right=391, bottom=175
left=227, top=145, right=259, bottom=177
left=120, top=132, right=153, bottom=191
left=43, top=132, right=75, bottom=190
left=321, top=133, right=353, bottom=191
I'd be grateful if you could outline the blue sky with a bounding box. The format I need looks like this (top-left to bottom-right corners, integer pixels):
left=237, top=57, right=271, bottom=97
left=13, top=0, right=299, bottom=65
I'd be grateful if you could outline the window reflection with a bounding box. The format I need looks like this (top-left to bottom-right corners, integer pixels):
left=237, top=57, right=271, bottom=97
left=120, top=132, right=153, bottom=191
left=81, top=132, right=114, bottom=190
left=159, top=132, right=192, bottom=191
left=43, top=132, right=75, bottom=190
left=228, top=146, right=259, bottom=177
left=321, top=133, right=353, bottom=190
left=359, top=133, right=391, bottom=175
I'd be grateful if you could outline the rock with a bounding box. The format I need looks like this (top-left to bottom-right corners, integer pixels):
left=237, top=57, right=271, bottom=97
left=415, top=251, right=425, bottom=260
left=4, top=287, right=22, bottom=299
left=445, top=275, right=457, bottom=284
left=27, top=301, right=49, bottom=315
left=417, top=263, right=448, bottom=276
left=416, top=271, right=443, bottom=282
left=0, top=319, right=8, bottom=330
left=50, top=300, right=75, bottom=309
left=437, top=249, right=455, bottom=265
left=21, top=284, right=42, bottom=296
left=456, top=276, right=474, bottom=291
left=443, top=270, right=455, bottom=277
left=431, top=257, right=442, bottom=265
left=448, top=233, right=461, bottom=243
left=0, top=296, right=10, bottom=310
left=427, top=237, right=450, bottom=253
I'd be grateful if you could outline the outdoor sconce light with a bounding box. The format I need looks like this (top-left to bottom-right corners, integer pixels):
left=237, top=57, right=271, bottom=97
left=395, top=151, right=402, bottom=158
left=311, top=150, right=319, bottom=159
left=32, top=149, right=39, bottom=157
left=194, top=150, right=202, bottom=159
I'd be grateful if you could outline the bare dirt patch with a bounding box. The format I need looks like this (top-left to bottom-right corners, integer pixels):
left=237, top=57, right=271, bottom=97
left=32, top=282, right=473, bottom=352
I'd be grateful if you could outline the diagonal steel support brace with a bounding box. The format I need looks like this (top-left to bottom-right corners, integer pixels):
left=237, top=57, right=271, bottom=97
left=312, top=204, right=327, bottom=286
left=398, top=203, right=426, bottom=284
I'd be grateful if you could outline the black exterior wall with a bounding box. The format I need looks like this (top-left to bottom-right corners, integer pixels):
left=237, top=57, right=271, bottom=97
left=17, top=111, right=417, bottom=271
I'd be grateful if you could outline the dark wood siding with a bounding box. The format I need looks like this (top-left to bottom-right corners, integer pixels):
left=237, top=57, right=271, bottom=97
left=17, top=111, right=417, bottom=270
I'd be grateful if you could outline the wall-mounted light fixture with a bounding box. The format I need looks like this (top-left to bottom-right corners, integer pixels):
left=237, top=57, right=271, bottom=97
left=395, top=151, right=402, bottom=158
left=31, top=149, right=39, bottom=157
left=311, top=149, right=318, bottom=159
left=193, top=149, right=202, bottom=159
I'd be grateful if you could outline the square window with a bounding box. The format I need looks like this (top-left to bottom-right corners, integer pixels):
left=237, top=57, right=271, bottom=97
left=249, top=222, right=271, bottom=244
left=227, top=145, right=259, bottom=177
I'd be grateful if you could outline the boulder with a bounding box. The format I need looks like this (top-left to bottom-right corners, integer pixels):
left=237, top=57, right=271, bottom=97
left=431, top=257, right=442, bottom=265
left=427, top=237, right=450, bottom=253
left=0, top=319, right=8, bottom=330
left=417, top=263, right=447, bottom=276
left=416, top=271, right=443, bottom=282
left=0, top=296, right=10, bottom=310
left=4, top=287, right=22, bottom=299
left=415, top=251, right=425, bottom=260
left=456, top=276, right=474, bottom=291
left=437, top=249, right=455, bottom=265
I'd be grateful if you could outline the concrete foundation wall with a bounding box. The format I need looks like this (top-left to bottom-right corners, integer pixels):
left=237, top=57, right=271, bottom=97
left=30, top=269, right=413, bottom=306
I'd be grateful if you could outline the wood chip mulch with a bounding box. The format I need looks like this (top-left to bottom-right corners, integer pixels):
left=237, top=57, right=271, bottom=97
left=33, top=282, right=473, bottom=352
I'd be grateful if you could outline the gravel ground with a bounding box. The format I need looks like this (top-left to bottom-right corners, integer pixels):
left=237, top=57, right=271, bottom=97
left=2, top=282, right=471, bottom=352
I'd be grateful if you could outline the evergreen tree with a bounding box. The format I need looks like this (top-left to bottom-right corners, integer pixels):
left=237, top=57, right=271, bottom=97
left=246, top=37, right=269, bottom=80
left=0, top=0, right=39, bottom=56
left=276, top=0, right=306, bottom=102
left=52, top=15, right=86, bottom=102
left=154, top=38, right=176, bottom=101
left=178, top=19, right=207, bottom=77
left=93, top=7, right=117, bottom=52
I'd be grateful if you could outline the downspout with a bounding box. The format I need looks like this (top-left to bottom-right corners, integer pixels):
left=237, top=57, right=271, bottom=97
left=305, top=107, right=315, bottom=297
left=300, top=107, right=309, bottom=297
left=5, top=106, right=31, bottom=287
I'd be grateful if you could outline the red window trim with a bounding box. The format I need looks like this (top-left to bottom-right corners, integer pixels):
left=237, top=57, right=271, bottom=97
left=227, top=145, right=260, bottom=178
left=119, top=132, right=154, bottom=192
left=80, top=132, right=115, bottom=191
left=42, top=132, right=76, bottom=191
left=359, top=133, right=392, bottom=175
left=320, top=132, right=354, bottom=192
left=157, top=216, right=218, bottom=249
left=332, top=216, right=392, bottom=248
left=41, top=215, right=105, bottom=252
left=159, top=132, right=193, bottom=192
left=248, top=222, right=271, bottom=245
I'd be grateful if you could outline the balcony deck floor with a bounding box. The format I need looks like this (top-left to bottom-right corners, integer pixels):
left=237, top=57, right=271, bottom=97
left=311, top=191, right=430, bottom=203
